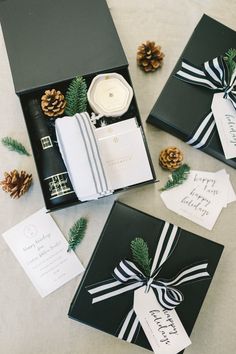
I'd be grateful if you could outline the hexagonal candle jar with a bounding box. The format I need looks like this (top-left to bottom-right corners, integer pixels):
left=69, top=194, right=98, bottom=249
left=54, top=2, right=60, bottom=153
left=87, top=73, right=133, bottom=117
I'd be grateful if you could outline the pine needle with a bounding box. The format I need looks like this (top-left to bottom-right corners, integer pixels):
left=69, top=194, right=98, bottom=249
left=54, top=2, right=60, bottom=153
left=65, top=76, right=87, bottom=116
left=67, top=217, right=88, bottom=252
left=1, top=137, right=30, bottom=156
left=224, top=48, right=236, bottom=77
left=161, top=163, right=190, bottom=191
left=130, top=238, right=152, bottom=276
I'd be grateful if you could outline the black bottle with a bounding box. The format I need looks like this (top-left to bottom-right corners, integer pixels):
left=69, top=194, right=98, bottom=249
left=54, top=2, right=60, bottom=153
left=26, top=97, right=77, bottom=208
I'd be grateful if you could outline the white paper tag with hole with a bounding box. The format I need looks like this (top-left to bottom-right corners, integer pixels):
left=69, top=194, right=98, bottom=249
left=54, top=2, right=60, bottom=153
left=133, top=287, right=191, bottom=354
left=211, top=92, right=236, bottom=159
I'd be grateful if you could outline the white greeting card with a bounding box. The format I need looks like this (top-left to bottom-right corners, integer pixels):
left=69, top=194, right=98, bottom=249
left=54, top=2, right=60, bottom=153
left=212, top=92, right=236, bottom=159
left=2, top=208, right=84, bottom=297
left=134, top=287, right=191, bottom=354
left=161, top=170, right=235, bottom=230
left=98, top=128, right=153, bottom=190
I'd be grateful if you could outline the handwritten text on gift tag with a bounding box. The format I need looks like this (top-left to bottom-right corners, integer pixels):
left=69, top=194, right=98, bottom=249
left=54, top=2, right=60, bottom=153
left=212, top=92, right=236, bottom=159
left=180, top=172, right=220, bottom=217
left=161, top=170, right=236, bottom=230
left=134, top=287, right=191, bottom=354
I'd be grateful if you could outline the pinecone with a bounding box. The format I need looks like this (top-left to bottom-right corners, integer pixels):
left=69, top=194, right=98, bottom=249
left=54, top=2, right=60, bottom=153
left=41, top=89, right=66, bottom=117
left=0, top=170, right=32, bottom=199
left=137, top=41, right=164, bottom=72
left=159, top=147, right=183, bottom=170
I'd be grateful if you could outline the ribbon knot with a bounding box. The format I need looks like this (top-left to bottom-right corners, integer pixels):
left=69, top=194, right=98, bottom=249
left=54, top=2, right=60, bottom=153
left=87, top=222, right=210, bottom=344
left=145, top=277, right=154, bottom=293
left=175, top=55, right=236, bottom=150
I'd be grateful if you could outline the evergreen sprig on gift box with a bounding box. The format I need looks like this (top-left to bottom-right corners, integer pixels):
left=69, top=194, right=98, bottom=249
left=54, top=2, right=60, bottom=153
left=67, top=217, right=88, bottom=252
left=131, top=238, right=152, bottom=276
left=161, top=163, right=190, bottom=191
left=65, top=76, right=87, bottom=116
left=1, top=137, right=30, bottom=156
left=224, top=48, right=236, bottom=77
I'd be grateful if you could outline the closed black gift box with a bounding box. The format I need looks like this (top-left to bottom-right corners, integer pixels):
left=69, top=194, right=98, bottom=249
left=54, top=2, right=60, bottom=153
left=147, top=14, right=236, bottom=169
left=68, top=201, right=224, bottom=353
left=0, top=0, right=155, bottom=211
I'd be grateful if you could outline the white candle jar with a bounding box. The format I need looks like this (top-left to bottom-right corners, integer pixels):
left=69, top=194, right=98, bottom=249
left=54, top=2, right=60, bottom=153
left=87, top=73, right=133, bottom=117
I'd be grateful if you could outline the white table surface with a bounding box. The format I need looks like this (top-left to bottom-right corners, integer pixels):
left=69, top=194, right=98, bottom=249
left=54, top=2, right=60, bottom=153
left=0, top=1, right=236, bottom=353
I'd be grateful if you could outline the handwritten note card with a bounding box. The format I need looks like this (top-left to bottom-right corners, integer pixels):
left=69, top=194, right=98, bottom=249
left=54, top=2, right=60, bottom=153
left=2, top=208, right=84, bottom=297
left=161, top=169, right=236, bottom=230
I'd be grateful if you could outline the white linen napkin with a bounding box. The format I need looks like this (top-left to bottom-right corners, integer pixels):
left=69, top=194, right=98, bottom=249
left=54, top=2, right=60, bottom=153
left=55, top=112, right=112, bottom=201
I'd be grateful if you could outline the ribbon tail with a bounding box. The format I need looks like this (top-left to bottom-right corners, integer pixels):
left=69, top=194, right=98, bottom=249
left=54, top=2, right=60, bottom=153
left=117, top=309, right=140, bottom=343
left=186, top=110, right=216, bottom=149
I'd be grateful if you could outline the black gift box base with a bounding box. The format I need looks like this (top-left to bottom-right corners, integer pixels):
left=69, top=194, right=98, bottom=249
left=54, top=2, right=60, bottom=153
left=147, top=14, right=236, bottom=169
left=20, top=68, right=156, bottom=211
left=68, top=201, right=224, bottom=354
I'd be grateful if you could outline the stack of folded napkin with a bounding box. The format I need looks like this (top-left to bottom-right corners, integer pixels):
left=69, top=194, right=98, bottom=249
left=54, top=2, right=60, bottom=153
left=55, top=112, right=112, bottom=201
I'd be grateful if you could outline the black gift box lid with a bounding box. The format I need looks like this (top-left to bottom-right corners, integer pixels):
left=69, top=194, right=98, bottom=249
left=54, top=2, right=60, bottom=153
left=68, top=201, right=224, bottom=353
left=0, top=0, right=128, bottom=94
left=147, top=14, right=236, bottom=169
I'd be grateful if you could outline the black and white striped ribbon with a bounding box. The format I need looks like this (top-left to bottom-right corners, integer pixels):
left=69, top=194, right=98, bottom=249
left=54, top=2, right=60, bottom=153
left=75, top=112, right=110, bottom=196
left=175, top=55, right=236, bottom=149
left=87, top=221, right=210, bottom=344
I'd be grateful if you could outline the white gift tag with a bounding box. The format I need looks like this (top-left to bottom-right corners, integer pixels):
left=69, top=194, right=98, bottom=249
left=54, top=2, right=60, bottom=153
left=211, top=92, right=236, bottom=159
left=133, top=287, right=191, bottom=354
left=161, top=170, right=227, bottom=230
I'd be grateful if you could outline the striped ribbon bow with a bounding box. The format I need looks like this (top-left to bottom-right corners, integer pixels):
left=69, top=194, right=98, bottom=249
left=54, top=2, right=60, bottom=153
left=175, top=54, right=236, bottom=150
left=87, top=222, right=210, bottom=344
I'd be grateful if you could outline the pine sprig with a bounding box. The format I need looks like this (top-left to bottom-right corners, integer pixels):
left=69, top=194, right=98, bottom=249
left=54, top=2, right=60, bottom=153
left=161, top=163, right=190, bottom=191
left=1, top=137, right=30, bottom=156
left=130, top=238, right=152, bottom=277
left=65, top=76, right=87, bottom=116
left=224, top=48, right=236, bottom=77
left=67, top=217, right=88, bottom=252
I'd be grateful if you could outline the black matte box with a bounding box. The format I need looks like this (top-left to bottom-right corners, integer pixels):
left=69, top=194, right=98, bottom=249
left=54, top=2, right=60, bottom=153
left=68, top=201, right=224, bottom=353
left=147, top=15, right=236, bottom=169
left=0, top=0, right=155, bottom=211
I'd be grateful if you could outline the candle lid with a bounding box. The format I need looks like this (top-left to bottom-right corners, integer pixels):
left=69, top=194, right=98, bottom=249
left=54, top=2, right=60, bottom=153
left=87, top=73, right=133, bottom=117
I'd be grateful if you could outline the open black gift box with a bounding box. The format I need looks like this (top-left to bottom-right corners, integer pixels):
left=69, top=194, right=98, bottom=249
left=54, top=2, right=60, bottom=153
left=68, top=201, right=224, bottom=353
left=0, top=0, right=156, bottom=211
left=147, top=15, right=236, bottom=169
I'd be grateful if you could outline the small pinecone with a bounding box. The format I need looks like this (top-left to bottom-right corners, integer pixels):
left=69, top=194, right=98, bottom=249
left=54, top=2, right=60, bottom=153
left=159, top=147, right=183, bottom=170
left=0, top=170, right=32, bottom=199
left=41, top=89, right=66, bottom=117
left=137, top=41, right=164, bottom=72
